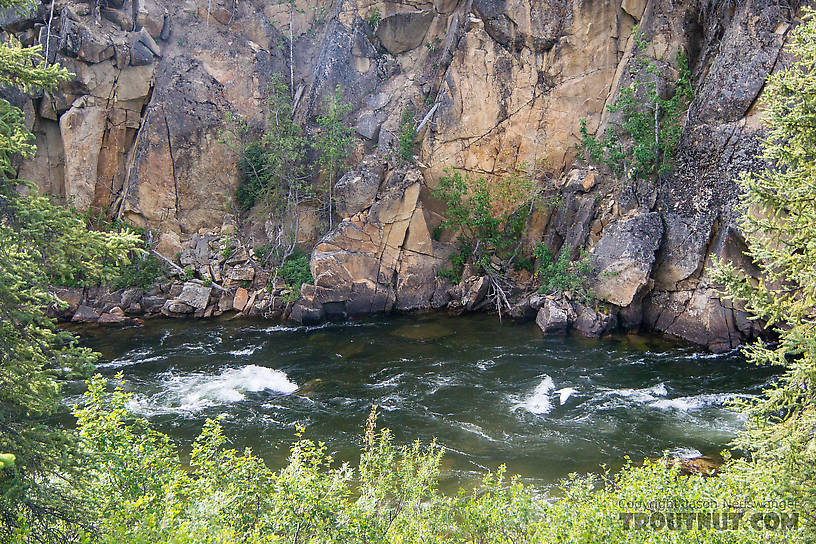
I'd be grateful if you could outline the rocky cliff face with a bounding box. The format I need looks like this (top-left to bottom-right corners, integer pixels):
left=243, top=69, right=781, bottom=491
left=10, top=0, right=801, bottom=350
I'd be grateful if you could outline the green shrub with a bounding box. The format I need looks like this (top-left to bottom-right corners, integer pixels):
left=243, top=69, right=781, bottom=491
left=316, top=85, right=353, bottom=229
left=438, top=245, right=469, bottom=284
left=110, top=253, right=165, bottom=290
left=221, top=75, right=311, bottom=214
left=513, top=255, right=534, bottom=272
left=579, top=32, right=693, bottom=183
left=221, top=236, right=236, bottom=260
left=278, top=249, right=313, bottom=300
left=433, top=168, right=536, bottom=276
left=70, top=214, right=166, bottom=290
left=52, top=214, right=157, bottom=288
left=534, top=243, right=593, bottom=303
left=233, top=140, right=268, bottom=210
left=398, top=106, right=417, bottom=163
left=365, top=7, right=380, bottom=30
left=253, top=243, right=274, bottom=261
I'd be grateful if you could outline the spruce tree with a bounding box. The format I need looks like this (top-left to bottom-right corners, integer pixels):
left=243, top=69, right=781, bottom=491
left=0, top=2, right=139, bottom=539
left=712, top=10, right=816, bottom=535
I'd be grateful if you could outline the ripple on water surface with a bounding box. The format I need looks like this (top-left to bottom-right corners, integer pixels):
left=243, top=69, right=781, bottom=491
left=71, top=314, right=778, bottom=490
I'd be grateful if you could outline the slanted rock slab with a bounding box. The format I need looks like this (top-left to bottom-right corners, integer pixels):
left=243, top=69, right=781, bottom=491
left=593, top=213, right=663, bottom=307
left=72, top=305, right=100, bottom=323
left=178, top=283, right=212, bottom=310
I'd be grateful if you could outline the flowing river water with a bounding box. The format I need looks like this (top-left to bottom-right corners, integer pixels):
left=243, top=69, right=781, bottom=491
left=66, top=314, right=776, bottom=492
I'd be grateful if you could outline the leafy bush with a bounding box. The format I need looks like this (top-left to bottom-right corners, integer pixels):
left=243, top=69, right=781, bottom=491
left=221, top=75, right=311, bottom=213
left=432, top=168, right=537, bottom=277
left=513, top=255, right=534, bottom=272
left=438, top=244, right=469, bottom=284
left=398, top=106, right=417, bottom=163
left=222, top=236, right=236, bottom=260
left=110, top=253, right=165, bottom=290
left=534, top=243, right=593, bottom=302
left=579, top=32, right=693, bottom=183
left=233, top=140, right=268, bottom=210
left=316, top=85, right=353, bottom=229
left=253, top=243, right=274, bottom=262
left=278, top=249, right=313, bottom=300
left=65, top=212, right=166, bottom=290
left=365, top=7, right=380, bottom=30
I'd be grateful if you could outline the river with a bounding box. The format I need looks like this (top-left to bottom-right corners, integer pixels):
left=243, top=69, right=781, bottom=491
left=65, top=313, right=776, bottom=492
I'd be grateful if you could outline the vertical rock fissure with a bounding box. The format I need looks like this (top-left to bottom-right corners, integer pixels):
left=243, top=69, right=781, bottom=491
left=162, top=109, right=179, bottom=217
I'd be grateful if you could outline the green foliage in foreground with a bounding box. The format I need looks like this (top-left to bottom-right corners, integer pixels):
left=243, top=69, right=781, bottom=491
left=5, top=376, right=801, bottom=543
left=0, top=7, right=140, bottom=539
left=6, top=5, right=816, bottom=544
left=711, top=9, right=816, bottom=537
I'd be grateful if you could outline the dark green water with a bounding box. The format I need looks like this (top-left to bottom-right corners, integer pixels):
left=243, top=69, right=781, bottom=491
left=67, top=314, right=775, bottom=491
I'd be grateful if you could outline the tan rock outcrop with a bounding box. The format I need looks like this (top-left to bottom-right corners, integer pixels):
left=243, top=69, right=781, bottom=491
left=10, top=0, right=800, bottom=349
left=303, top=167, right=448, bottom=320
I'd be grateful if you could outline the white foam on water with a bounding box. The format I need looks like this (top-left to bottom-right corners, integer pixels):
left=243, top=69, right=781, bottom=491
left=257, top=321, right=381, bottom=334
left=228, top=345, right=262, bottom=357
left=517, top=376, right=556, bottom=415
left=377, top=393, right=404, bottom=412
left=650, top=393, right=738, bottom=412
left=127, top=365, right=298, bottom=416
left=368, top=373, right=405, bottom=389
left=604, top=382, right=668, bottom=402
left=260, top=325, right=304, bottom=333
left=99, top=349, right=165, bottom=369
left=458, top=422, right=499, bottom=442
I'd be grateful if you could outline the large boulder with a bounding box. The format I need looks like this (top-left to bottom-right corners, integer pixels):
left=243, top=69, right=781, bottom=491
left=375, top=11, right=434, bottom=55
left=50, top=287, right=84, bottom=319
left=573, top=303, right=617, bottom=338
left=334, top=161, right=383, bottom=218
left=535, top=298, right=575, bottom=335
left=72, top=305, right=100, bottom=323
left=130, top=40, right=155, bottom=66
left=463, top=276, right=489, bottom=311
left=228, top=266, right=255, bottom=282
left=142, top=295, right=167, bottom=313
left=97, top=306, right=130, bottom=325
left=233, top=287, right=250, bottom=312
left=592, top=213, right=663, bottom=307
left=60, top=18, right=115, bottom=64
left=162, top=300, right=195, bottom=314
left=510, top=294, right=547, bottom=321
left=177, top=283, right=212, bottom=310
